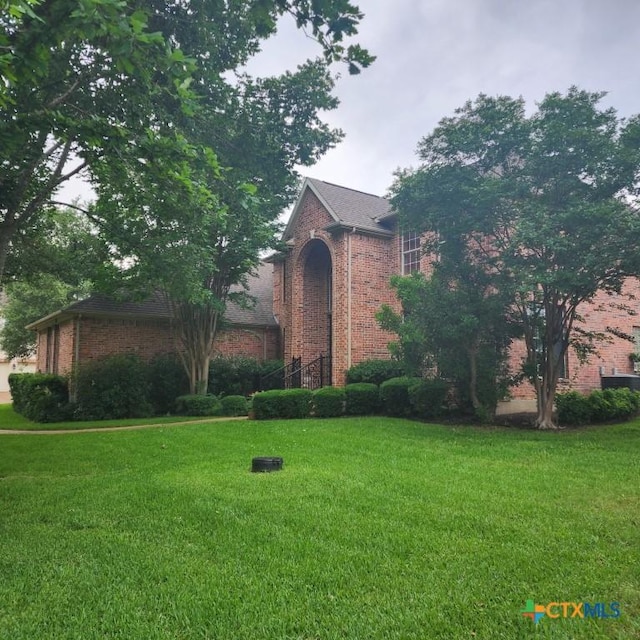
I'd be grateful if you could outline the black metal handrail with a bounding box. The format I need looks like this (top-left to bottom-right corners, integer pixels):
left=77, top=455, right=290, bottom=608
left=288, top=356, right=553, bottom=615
left=259, top=354, right=331, bottom=391
left=259, top=356, right=301, bottom=391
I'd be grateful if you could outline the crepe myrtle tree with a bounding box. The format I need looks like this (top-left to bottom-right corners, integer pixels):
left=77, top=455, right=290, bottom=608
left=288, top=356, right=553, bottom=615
left=390, top=87, right=640, bottom=429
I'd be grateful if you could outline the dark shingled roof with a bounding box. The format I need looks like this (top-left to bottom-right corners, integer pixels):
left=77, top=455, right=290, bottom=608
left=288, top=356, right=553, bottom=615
left=27, top=263, right=276, bottom=330
left=224, top=262, right=275, bottom=326
left=283, top=178, right=394, bottom=240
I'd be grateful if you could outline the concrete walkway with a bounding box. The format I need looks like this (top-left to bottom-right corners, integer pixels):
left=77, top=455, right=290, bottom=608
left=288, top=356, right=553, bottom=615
left=0, top=416, right=247, bottom=435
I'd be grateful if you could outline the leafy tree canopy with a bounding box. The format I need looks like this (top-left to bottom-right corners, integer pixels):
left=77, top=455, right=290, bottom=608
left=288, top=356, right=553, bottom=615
left=390, top=87, right=640, bottom=428
left=0, top=0, right=374, bottom=281
left=0, top=206, right=102, bottom=359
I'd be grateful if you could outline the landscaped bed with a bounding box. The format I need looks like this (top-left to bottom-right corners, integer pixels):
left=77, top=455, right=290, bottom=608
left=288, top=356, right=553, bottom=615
left=1, top=416, right=638, bottom=638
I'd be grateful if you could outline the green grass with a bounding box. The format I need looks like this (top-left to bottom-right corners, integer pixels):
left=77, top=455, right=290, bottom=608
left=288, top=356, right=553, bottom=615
left=0, top=404, right=215, bottom=430
left=1, top=417, right=639, bottom=639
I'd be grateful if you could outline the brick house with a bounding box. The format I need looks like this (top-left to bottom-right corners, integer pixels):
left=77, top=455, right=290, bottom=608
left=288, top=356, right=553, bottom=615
left=270, top=178, right=640, bottom=395
left=29, top=177, right=640, bottom=397
left=28, top=262, right=279, bottom=375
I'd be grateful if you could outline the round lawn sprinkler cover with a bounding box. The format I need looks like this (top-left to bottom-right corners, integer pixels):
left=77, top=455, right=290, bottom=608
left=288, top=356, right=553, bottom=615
left=251, top=456, right=283, bottom=473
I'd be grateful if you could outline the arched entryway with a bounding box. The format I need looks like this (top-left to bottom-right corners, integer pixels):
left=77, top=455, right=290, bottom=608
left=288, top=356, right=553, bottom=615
left=299, top=239, right=332, bottom=384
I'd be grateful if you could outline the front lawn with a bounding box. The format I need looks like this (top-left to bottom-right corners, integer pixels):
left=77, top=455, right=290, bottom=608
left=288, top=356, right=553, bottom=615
left=0, top=417, right=638, bottom=639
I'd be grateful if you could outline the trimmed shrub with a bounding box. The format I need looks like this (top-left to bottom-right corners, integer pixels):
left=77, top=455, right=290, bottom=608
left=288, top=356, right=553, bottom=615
left=9, top=373, right=70, bottom=422
left=74, top=353, right=153, bottom=420
left=8, top=372, right=29, bottom=415
left=345, top=383, right=379, bottom=415
left=175, top=394, right=222, bottom=416
left=148, top=353, right=189, bottom=414
left=379, top=376, right=422, bottom=417
left=220, top=394, right=249, bottom=417
left=252, top=388, right=313, bottom=420
left=252, top=390, right=280, bottom=420
left=346, top=359, right=405, bottom=386
left=408, top=378, right=449, bottom=419
left=589, top=388, right=639, bottom=422
left=312, top=386, right=345, bottom=418
left=556, top=391, right=592, bottom=426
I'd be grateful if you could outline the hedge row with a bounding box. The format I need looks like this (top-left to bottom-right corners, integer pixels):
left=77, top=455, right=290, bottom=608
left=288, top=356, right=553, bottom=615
left=556, top=388, right=640, bottom=426
left=9, top=353, right=257, bottom=423
left=8, top=373, right=71, bottom=423
left=251, top=378, right=450, bottom=420
left=174, top=394, right=249, bottom=417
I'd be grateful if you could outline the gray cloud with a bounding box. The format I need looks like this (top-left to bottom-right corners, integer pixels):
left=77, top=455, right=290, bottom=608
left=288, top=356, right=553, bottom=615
left=264, top=0, right=640, bottom=196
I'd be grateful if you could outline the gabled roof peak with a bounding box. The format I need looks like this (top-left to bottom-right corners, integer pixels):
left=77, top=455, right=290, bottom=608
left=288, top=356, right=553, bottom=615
left=283, top=177, right=394, bottom=240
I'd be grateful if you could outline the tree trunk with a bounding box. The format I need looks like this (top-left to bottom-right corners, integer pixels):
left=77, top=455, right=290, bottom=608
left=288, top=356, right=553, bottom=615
left=189, top=353, right=211, bottom=396
left=172, top=299, right=221, bottom=396
left=468, top=344, right=481, bottom=410
left=0, top=220, right=17, bottom=285
left=536, top=391, right=557, bottom=429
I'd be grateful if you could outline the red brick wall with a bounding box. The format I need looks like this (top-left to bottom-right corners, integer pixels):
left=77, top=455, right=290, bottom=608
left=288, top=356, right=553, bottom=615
left=36, top=317, right=279, bottom=375
left=284, top=190, right=336, bottom=370
left=77, top=317, right=175, bottom=366
left=346, top=233, right=400, bottom=372
left=213, top=326, right=280, bottom=361
left=280, top=188, right=640, bottom=396
left=281, top=188, right=401, bottom=386
left=508, top=278, right=640, bottom=399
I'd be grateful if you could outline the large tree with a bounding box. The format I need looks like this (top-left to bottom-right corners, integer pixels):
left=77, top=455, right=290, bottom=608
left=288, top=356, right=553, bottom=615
left=2, top=0, right=373, bottom=393
left=391, top=88, right=640, bottom=429
left=0, top=0, right=373, bottom=283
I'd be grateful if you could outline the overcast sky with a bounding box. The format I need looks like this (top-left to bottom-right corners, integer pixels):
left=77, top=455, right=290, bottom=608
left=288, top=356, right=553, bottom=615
left=247, top=0, right=640, bottom=198
left=62, top=0, right=640, bottom=203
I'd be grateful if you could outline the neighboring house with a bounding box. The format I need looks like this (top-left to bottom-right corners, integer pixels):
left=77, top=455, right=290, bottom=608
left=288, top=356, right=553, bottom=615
left=27, top=262, right=279, bottom=375
left=27, top=178, right=640, bottom=398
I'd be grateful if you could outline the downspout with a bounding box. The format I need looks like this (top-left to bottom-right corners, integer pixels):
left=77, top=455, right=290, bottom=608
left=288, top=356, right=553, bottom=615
left=71, top=314, right=81, bottom=403
left=347, top=228, right=356, bottom=370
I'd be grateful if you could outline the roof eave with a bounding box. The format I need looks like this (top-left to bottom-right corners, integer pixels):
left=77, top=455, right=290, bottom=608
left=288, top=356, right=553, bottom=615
left=323, top=222, right=395, bottom=239
left=27, top=309, right=172, bottom=332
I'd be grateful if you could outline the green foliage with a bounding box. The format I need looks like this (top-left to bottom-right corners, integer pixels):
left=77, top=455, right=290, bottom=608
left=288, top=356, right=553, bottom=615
left=258, top=359, right=286, bottom=391
left=1, top=0, right=372, bottom=396
left=1, top=277, right=90, bottom=360
left=555, top=391, right=593, bottom=426
left=378, top=268, right=515, bottom=417
left=8, top=372, right=70, bottom=422
left=220, top=395, right=249, bottom=417
left=312, top=386, right=345, bottom=418
left=556, top=388, right=640, bottom=425
left=346, top=359, right=405, bottom=386
left=379, top=377, right=422, bottom=418
left=147, top=354, right=190, bottom=415
left=344, top=383, right=380, bottom=416
left=208, top=356, right=283, bottom=396
left=252, top=388, right=313, bottom=420
left=407, top=378, right=449, bottom=419
left=74, top=354, right=153, bottom=421
left=588, top=388, right=640, bottom=423
left=174, top=394, right=222, bottom=417
left=391, top=88, right=640, bottom=428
